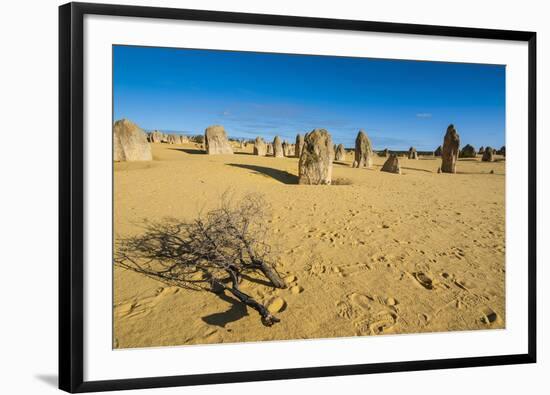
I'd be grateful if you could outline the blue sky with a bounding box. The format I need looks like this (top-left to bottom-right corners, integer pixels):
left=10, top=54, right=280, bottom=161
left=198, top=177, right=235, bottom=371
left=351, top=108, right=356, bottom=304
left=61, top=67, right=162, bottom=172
left=113, top=45, right=505, bottom=150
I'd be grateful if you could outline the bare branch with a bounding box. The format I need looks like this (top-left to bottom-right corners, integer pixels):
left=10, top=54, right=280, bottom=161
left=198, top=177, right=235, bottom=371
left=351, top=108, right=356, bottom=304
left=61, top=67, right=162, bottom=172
left=115, top=192, right=286, bottom=325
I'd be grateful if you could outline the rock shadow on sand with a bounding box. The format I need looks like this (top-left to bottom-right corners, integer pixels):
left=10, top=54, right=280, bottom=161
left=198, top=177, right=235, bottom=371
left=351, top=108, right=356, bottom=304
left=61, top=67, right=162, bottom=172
left=227, top=163, right=298, bottom=184
left=401, top=166, right=433, bottom=173
left=169, top=148, right=205, bottom=155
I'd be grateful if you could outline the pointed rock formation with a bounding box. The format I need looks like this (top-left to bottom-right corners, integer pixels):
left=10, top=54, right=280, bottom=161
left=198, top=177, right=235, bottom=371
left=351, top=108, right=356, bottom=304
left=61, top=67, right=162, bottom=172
left=408, top=147, right=418, bottom=159
left=482, top=146, right=494, bottom=162
left=273, top=136, right=284, bottom=158
left=298, top=129, right=334, bottom=185
left=460, top=144, right=477, bottom=158
left=381, top=153, right=401, bottom=174
left=441, top=124, right=460, bottom=173
left=353, top=130, right=373, bottom=168
left=253, top=137, right=267, bottom=156
left=113, top=119, right=152, bottom=162
left=497, top=145, right=506, bottom=156
left=335, top=144, right=346, bottom=161
left=204, top=125, right=233, bottom=155
left=266, top=143, right=273, bottom=156
left=282, top=140, right=290, bottom=157
left=434, top=145, right=442, bottom=156
left=478, top=146, right=485, bottom=155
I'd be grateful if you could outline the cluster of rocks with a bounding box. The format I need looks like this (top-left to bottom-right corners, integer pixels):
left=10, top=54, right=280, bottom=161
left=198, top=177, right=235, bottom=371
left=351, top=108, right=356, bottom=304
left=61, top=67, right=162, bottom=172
left=282, top=140, right=295, bottom=157
left=147, top=130, right=189, bottom=145
left=250, top=135, right=299, bottom=158
left=116, top=119, right=505, bottom=181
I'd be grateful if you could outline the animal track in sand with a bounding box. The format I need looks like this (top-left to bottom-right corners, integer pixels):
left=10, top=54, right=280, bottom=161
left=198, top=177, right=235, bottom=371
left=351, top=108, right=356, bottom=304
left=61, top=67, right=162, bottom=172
left=450, top=246, right=466, bottom=260
left=115, top=286, right=180, bottom=320
left=305, top=261, right=328, bottom=277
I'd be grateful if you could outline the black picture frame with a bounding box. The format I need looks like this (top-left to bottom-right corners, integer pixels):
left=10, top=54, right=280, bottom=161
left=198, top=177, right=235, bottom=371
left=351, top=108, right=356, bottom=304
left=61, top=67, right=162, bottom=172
left=59, top=2, right=537, bottom=393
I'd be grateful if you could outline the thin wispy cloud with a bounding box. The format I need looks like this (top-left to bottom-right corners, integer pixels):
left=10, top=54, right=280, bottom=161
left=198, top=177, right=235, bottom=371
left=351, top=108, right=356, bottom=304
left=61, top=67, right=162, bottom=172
left=416, top=113, right=432, bottom=118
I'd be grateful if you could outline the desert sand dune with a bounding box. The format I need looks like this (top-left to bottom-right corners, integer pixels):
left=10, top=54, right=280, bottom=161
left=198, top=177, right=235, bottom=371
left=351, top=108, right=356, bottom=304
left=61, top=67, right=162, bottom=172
left=114, top=141, right=505, bottom=349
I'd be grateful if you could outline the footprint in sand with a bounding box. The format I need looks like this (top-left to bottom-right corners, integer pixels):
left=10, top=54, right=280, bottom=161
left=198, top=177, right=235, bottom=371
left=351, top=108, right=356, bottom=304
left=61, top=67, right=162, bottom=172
left=336, top=301, right=356, bottom=320
left=338, top=292, right=400, bottom=335
left=354, top=311, right=398, bottom=335
left=349, top=293, right=375, bottom=311
left=411, top=272, right=438, bottom=290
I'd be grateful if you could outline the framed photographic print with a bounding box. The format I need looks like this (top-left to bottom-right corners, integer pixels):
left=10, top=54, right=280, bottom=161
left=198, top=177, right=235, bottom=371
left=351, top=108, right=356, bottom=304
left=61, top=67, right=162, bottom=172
left=59, top=2, right=537, bottom=393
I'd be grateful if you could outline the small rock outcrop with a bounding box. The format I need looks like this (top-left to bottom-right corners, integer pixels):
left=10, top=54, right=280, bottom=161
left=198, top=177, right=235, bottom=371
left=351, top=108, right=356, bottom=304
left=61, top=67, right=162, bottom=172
left=253, top=137, right=267, bottom=156
left=334, top=144, right=346, bottom=161
left=380, top=148, right=389, bottom=157
left=381, top=153, right=401, bottom=174
left=408, top=147, right=418, bottom=159
left=497, top=146, right=506, bottom=156
left=482, top=146, right=494, bottom=162
left=282, top=141, right=290, bottom=157
left=441, top=124, right=460, bottom=173
left=149, top=130, right=162, bottom=143
left=273, top=136, right=284, bottom=158
left=267, top=143, right=273, bottom=156
left=204, top=125, right=233, bottom=155
left=353, top=130, right=373, bottom=168
left=298, top=129, right=334, bottom=185
left=478, top=146, right=485, bottom=155
left=434, top=145, right=442, bottom=156
left=296, top=134, right=304, bottom=158
left=167, top=134, right=179, bottom=144
left=460, top=144, right=477, bottom=158
left=113, top=119, right=152, bottom=162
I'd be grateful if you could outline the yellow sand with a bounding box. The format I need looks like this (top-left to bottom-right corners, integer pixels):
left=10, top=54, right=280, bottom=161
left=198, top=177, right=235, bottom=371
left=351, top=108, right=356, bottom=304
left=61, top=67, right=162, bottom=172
left=114, top=142, right=505, bottom=349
